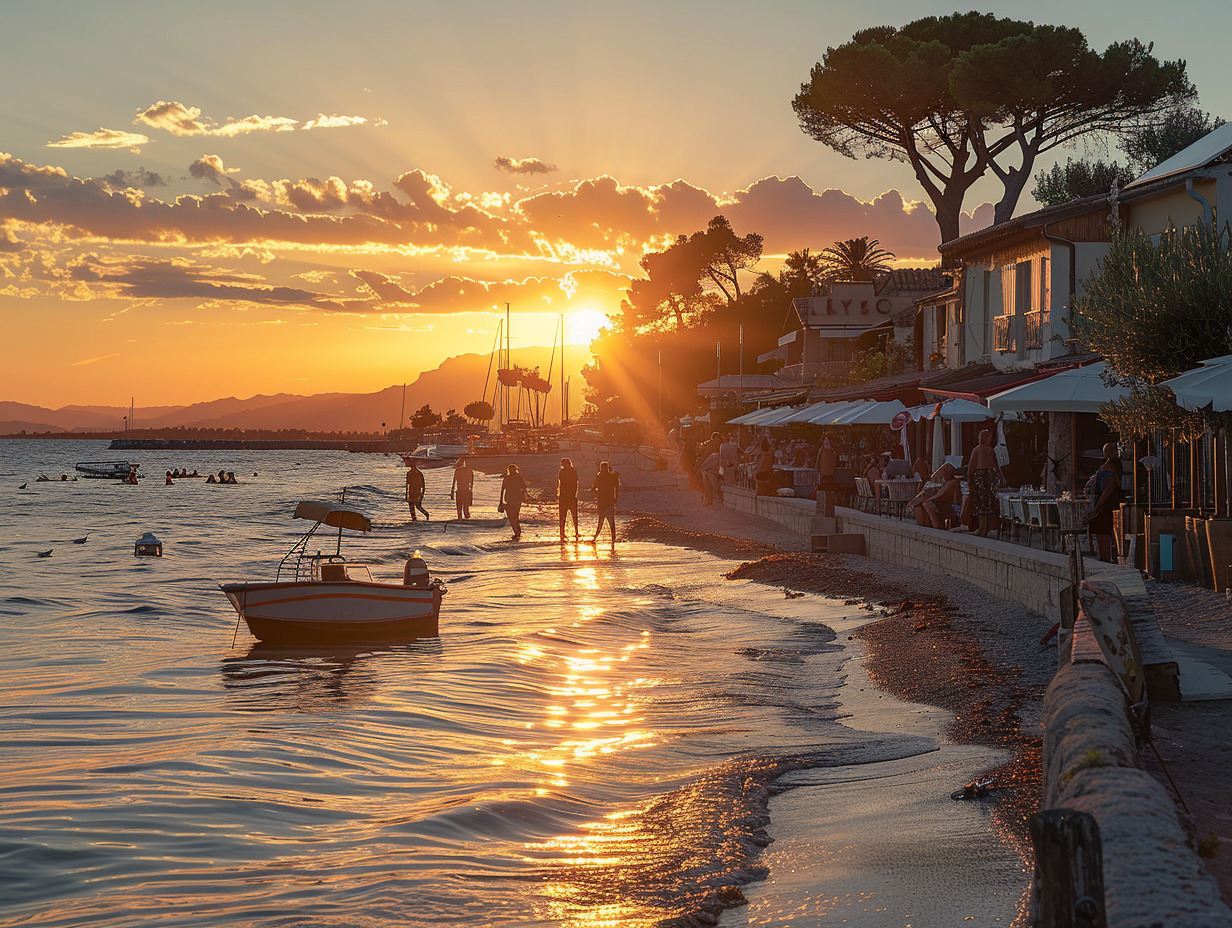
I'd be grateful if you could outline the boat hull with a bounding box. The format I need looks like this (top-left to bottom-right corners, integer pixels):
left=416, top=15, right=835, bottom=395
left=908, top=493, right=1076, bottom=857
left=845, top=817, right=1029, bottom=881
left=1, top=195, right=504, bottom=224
left=220, top=580, right=443, bottom=643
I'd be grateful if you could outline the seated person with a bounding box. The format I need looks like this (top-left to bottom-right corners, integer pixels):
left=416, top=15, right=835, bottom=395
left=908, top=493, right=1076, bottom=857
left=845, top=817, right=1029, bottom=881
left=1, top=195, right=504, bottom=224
left=882, top=449, right=913, bottom=480
left=912, top=456, right=931, bottom=482
left=910, top=463, right=962, bottom=528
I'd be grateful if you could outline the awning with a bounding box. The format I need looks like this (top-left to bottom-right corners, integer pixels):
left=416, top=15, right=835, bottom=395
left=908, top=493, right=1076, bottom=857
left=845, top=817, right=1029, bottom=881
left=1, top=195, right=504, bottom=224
left=294, top=501, right=373, bottom=532
left=728, top=405, right=802, bottom=426
left=906, top=398, right=994, bottom=422
left=1162, top=353, right=1232, bottom=412
left=987, top=362, right=1128, bottom=414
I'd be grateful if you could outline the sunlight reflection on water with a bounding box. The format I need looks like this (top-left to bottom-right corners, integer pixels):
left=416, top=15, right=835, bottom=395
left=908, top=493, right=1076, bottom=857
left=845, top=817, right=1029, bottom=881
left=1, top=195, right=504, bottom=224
left=2, top=439, right=870, bottom=927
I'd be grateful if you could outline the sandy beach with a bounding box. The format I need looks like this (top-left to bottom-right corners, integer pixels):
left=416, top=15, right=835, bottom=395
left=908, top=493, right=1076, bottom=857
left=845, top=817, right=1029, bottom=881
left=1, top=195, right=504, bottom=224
left=489, top=449, right=1231, bottom=923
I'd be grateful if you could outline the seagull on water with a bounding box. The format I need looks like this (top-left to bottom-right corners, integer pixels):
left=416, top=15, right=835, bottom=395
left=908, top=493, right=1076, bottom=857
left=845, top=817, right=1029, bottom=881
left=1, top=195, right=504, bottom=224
left=18, top=482, right=27, bottom=489
left=72, top=534, right=89, bottom=544
left=37, top=549, right=53, bottom=558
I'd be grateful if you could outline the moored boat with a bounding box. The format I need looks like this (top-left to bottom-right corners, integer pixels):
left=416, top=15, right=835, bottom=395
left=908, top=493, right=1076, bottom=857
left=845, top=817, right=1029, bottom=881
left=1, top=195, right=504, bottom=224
left=219, top=500, right=445, bottom=644
left=76, top=461, right=139, bottom=479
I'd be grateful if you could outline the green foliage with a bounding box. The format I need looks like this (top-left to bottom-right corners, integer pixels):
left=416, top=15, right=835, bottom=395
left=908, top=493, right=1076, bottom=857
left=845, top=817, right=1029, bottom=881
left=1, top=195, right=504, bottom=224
left=621, top=215, right=761, bottom=331
left=463, top=400, right=493, bottom=422
left=1031, top=158, right=1134, bottom=207
left=1077, top=221, right=1232, bottom=435
left=793, top=13, right=1192, bottom=240
left=1075, top=221, right=1232, bottom=385
left=817, top=338, right=915, bottom=387
left=1097, top=384, right=1203, bottom=440
left=410, top=403, right=443, bottom=430
left=1120, top=103, right=1225, bottom=174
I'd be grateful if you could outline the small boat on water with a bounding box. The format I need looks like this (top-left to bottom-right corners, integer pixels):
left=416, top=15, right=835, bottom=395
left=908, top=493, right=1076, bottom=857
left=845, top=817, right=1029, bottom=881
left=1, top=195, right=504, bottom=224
left=399, top=444, right=468, bottom=468
left=76, top=461, right=139, bottom=479
left=219, top=500, right=446, bottom=644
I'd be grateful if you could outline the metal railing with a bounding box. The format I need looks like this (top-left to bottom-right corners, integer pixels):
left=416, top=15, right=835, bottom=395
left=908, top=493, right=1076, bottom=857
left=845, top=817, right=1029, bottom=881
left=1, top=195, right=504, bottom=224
left=1024, top=310, right=1044, bottom=350
left=993, top=315, right=1015, bottom=353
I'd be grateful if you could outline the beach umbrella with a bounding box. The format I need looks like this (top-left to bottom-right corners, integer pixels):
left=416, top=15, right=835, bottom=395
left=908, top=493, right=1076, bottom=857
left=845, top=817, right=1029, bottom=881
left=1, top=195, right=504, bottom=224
left=931, top=416, right=946, bottom=471
left=1162, top=353, right=1232, bottom=411
left=800, top=399, right=868, bottom=425
left=832, top=399, right=908, bottom=426
left=986, top=362, right=1127, bottom=414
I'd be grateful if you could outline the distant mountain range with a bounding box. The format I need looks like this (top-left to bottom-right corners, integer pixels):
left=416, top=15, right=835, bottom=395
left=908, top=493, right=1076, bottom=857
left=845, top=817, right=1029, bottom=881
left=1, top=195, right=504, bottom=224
left=1, top=347, right=588, bottom=434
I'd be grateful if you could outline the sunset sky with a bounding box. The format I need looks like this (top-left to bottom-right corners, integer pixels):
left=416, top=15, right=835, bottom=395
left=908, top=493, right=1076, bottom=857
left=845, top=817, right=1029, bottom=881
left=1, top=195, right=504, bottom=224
left=2, top=0, right=1228, bottom=408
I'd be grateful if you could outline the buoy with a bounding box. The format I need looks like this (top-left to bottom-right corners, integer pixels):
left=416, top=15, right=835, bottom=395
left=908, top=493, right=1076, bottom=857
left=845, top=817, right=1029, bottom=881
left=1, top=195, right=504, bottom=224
left=134, top=533, right=163, bottom=557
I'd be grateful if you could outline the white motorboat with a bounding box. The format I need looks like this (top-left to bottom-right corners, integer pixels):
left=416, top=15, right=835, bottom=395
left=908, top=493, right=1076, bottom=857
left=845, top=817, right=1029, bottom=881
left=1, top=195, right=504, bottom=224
left=220, top=500, right=445, bottom=644
left=400, top=444, right=468, bottom=468
left=76, top=461, right=139, bottom=479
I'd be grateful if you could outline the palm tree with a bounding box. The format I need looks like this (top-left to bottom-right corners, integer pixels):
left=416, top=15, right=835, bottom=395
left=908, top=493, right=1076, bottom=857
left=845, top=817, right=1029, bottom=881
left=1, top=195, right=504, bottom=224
left=782, top=248, right=827, bottom=291
left=819, top=237, right=895, bottom=282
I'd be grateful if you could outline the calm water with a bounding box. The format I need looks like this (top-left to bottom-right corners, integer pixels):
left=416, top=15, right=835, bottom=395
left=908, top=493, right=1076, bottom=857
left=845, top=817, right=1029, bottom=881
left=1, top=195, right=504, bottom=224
left=1, top=439, right=925, bottom=927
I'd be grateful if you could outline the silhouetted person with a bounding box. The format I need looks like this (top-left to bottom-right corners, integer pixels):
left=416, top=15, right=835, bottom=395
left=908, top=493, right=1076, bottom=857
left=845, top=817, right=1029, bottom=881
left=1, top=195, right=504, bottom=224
left=405, top=463, right=429, bottom=521
left=450, top=457, right=474, bottom=519
left=557, top=457, right=579, bottom=542
left=589, top=461, right=620, bottom=547
left=499, top=463, right=526, bottom=540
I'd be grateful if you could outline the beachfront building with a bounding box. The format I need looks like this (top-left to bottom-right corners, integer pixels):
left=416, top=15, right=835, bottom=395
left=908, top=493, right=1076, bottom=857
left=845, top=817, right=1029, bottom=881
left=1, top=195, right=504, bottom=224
left=763, top=269, right=947, bottom=385
left=935, top=122, right=1232, bottom=373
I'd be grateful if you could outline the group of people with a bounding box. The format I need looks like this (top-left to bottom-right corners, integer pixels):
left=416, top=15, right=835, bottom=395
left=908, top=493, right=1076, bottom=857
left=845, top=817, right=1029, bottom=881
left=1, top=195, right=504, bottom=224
left=905, top=429, right=1005, bottom=533
left=203, top=470, right=238, bottom=484
left=405, top=456, right=622, bottom=545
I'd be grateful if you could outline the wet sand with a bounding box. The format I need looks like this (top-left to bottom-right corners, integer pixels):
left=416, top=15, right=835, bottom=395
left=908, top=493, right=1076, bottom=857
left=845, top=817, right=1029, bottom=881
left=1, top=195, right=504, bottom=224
left=497, top=451, right=1230, bottom=915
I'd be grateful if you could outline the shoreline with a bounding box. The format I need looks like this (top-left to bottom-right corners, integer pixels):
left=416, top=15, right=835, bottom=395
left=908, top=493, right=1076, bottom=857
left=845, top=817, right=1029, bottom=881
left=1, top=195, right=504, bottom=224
left=615, top=486, right=1055, bottom=925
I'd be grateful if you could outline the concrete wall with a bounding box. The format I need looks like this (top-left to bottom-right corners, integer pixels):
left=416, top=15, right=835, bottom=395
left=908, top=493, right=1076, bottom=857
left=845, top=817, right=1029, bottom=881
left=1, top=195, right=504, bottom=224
left=722, top=486, right=819, bottom=536
left=837, top=507, right=1071, bottom=617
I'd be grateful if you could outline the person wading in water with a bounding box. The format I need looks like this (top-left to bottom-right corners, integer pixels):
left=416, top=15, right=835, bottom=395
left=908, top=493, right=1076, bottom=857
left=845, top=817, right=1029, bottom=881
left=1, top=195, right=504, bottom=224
left=405, top=463, right=429, bottom=521
left=557, top=457, right=579, bottom=543
left=589, top=461, right=620, bottom=548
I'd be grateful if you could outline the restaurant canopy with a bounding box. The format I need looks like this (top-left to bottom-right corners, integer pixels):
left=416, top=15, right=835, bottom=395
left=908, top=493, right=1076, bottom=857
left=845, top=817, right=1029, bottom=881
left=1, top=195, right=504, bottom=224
left=986, top=362, right=1127, bottom=414
left=906, top=397, right=994, bottom=422
left=727, top=405, right=802, bottom=426
left=1162, top=353, right=1232, bottom=412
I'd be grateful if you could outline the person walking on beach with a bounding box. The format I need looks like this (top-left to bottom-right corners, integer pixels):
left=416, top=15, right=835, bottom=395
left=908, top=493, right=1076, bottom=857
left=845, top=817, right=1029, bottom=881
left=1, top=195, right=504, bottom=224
left=1086, top=442, right=1123, bottom=562
left=557, top=457, right=579, bottom=542
left=499, top=463, right=526, bottom=540
left=589, top=461, right=620, bottom=547
left=450, top=457, right=474, bottom=520
left=968, top=429, right=1005, bottom=537
left=405, top=462, right=429, bottom=521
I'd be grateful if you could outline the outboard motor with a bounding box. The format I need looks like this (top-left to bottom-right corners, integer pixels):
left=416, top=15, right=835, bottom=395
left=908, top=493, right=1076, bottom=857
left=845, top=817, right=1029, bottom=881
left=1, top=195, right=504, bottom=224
left=403, top=556, right=430, bottom=588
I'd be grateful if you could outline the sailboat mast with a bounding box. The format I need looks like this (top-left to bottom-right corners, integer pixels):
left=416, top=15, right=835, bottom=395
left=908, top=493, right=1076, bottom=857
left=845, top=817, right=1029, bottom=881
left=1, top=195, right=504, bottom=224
left=560, top=313, right=565, bottom=425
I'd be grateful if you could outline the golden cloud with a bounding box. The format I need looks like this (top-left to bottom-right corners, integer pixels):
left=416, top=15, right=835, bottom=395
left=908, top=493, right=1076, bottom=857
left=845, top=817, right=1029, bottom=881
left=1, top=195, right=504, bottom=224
left=47, top=128, right=150, bottom=150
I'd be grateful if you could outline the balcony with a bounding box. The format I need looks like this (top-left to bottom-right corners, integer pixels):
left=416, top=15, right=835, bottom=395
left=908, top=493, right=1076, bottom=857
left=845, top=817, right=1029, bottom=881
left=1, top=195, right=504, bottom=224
left=993, top=315, right=1015, bottom=353
left=1024, top=310, right=1045, bottom=350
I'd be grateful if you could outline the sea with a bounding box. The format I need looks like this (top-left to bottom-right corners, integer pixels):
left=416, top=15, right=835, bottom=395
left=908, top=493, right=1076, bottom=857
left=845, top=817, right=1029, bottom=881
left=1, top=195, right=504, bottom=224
left=0, top=439, right=1023, bottom=927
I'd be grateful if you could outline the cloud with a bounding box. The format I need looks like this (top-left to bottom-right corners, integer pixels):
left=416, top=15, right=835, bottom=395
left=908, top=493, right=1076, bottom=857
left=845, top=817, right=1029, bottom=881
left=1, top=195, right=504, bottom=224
left=71, top=353, right=119, bottom=366
left=302, top=114, right=368, bottom=130
left=97, top=168, right=167, bottom=189
left=189, top=155, right=239, bottom=186
left=135, top=100, right=298, bottom=137
left=66, top=254, right=340, bottom=309
left=494, top=156, right=557, bottom=175
left=346, top=267, right=628, bottom=315
left=47, top=128, right=149, bottom=150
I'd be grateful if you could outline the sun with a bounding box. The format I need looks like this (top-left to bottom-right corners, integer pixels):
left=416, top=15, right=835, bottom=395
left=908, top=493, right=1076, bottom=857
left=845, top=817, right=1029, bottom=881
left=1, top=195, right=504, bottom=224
left=566, top=307, right=612, bottom=345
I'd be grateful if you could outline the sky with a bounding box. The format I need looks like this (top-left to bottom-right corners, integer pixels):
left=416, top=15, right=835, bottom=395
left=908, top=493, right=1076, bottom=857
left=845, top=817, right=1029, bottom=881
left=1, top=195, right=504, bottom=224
left=2, top=0, right=1228, bottom=408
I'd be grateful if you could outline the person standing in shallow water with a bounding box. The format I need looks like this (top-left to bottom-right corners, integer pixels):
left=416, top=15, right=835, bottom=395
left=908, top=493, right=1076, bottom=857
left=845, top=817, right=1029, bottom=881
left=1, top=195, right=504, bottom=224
left=499, top=463, right=526, bottom=540
left=450, top=457, right=474, bottom=520
left=557, top=457, right=579, bottom=542
left=405, top=462, right=429, bottom=521
left=589, top=461, right=620, bottom=547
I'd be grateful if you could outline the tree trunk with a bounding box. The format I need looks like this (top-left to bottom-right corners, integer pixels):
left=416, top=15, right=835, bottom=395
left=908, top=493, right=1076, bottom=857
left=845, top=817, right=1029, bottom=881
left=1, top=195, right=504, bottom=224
left=994, top=163, right=1034, bottom=226
left=934, top=194, right=964, bottom=244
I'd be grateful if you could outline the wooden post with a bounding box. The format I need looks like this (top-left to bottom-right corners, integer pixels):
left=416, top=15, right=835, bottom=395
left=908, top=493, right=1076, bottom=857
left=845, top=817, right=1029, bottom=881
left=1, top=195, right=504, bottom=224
left=1030, top=809, right=1107, bottom=928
